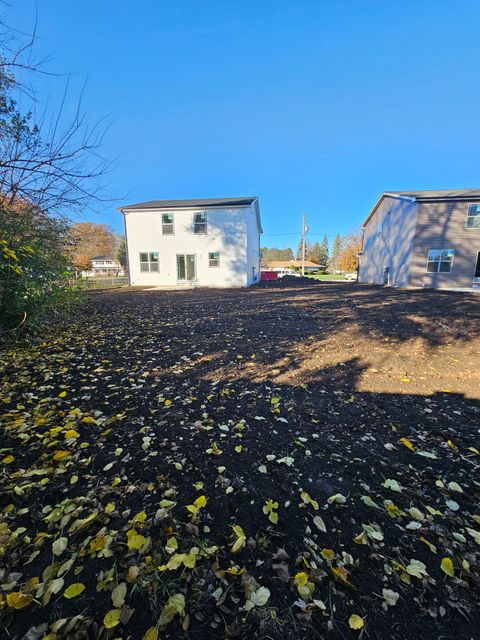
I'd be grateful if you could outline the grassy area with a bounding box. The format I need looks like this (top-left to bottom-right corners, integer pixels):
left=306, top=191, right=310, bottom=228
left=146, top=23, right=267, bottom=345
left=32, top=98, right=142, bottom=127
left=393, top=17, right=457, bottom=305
left=306, top=272, right=346, bottom=281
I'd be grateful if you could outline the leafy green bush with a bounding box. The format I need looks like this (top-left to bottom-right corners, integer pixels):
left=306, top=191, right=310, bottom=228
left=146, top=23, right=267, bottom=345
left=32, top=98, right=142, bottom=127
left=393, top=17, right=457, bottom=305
left=0, top=206, right=84, bottom=339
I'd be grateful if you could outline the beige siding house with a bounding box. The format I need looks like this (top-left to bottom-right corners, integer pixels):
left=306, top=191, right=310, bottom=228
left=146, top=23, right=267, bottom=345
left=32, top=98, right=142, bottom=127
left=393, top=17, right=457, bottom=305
left=359, top=189, right=480, bottom=289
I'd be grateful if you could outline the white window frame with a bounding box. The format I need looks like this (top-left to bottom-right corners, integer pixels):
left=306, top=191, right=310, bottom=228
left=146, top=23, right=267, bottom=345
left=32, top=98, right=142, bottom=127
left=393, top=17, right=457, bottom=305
left=139, top=251, right=159, bottom=273
left=465, top=203, right=480, bottom=229
left=193, top=211, right=207, bottom=234
left=161, top=213, right=174, bottom=235
left=426, top=249, right=455, bottom=274
left=208, top=251, right=220, bottom=267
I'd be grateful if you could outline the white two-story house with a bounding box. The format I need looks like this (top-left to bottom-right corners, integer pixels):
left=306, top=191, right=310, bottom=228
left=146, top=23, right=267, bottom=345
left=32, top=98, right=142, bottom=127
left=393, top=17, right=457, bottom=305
left=119, top=197, right=262, bottom=287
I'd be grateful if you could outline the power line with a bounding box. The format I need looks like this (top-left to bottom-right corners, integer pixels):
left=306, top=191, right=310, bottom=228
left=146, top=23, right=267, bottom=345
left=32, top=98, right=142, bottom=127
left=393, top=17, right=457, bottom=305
left=262, top=232, right=340, bottom=238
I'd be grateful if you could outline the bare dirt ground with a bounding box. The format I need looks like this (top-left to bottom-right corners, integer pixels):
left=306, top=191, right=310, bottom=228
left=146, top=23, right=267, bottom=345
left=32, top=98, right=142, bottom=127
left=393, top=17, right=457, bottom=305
left=1, top=282, right=479, bottom=640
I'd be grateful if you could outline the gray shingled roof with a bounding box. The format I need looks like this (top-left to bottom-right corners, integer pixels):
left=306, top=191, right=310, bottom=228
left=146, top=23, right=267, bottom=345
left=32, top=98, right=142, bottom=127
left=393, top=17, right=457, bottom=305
left=391, top=189, right=480, bottom=200
left=120, top=197, right=257, bottom=210
left=363, top=189, right=480, bottom=227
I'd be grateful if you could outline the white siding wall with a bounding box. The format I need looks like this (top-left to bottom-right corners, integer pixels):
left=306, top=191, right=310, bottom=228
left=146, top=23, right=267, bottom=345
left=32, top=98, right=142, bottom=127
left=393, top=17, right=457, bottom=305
left=359, top=197, right=418, bottom=286
left=124, top=205, right=259, bottom=287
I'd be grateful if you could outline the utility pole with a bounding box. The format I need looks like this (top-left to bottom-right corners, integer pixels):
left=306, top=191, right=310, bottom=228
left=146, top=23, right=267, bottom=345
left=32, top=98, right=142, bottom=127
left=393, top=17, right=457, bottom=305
left=301, top=212, right=307, bottom=276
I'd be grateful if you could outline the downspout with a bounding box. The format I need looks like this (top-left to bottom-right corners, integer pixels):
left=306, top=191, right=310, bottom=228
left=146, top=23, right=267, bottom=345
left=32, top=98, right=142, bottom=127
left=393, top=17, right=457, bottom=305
left=119, top=208, right=131, bottom=286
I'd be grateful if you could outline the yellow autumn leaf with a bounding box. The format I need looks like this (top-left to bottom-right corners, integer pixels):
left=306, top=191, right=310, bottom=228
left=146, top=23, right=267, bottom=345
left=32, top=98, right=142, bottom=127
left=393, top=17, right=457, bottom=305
left=348, top=614, right=364, bottom=630
left=194, top=495, right=207, bottom=508
left=64, top=583, right=86, bottom=599
left=6, top=592, right=33, bottom=609
left=419, top=536, right=437, bottom=554
left=399, top=437, right=415, bottom=451
left=64, top=429, right=79, bottom=439
left=232, top=524, right=246, bottom=540
left=53, top=450, right=69, bottom=461
left=321, top=548, right=335, bottom=562
left=143, top=627, right=159, bottom=640
left=225, top=565, right=245, bottom=575
left=132, top=511, right=147, bottom=523
left=58, top=391, right=67, bottom=398
left=440, top=557, right=454, bottom=577
left=103, top=608, right=122, bottom=629
left=127, top=529, right=148, bottom=550
left=331, top=566, right=352, bottom=587
left=105, top=502, right=115, bottom=514
left=230, top=524, right=246, bottom=553
left=2, top=454, right=14, bottom=464
left=183, top=552, right=197, bottom=568
left=90, top=535, right=106, bottom=552
left=294, top=572, right=308, bottom=587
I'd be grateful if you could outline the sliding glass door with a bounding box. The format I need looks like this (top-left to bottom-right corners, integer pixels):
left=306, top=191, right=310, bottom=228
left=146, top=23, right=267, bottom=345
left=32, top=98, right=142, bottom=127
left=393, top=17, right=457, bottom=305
left=177, top=254, right=196, bottom=281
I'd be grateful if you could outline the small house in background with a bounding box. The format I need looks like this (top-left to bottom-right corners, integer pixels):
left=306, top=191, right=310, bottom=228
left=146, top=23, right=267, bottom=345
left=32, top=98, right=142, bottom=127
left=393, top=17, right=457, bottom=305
left=359, top=189, right=480, bottom=289
left=261, top=259, right=322, bottom=274
left=81, top=256, right=125, bottom=278
left=119, top=197, right=262, bottom=287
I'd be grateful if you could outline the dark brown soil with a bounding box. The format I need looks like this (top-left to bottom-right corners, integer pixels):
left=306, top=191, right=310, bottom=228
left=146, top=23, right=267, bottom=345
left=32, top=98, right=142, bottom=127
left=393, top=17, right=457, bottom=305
left=1, top=282, right=479, bottom=640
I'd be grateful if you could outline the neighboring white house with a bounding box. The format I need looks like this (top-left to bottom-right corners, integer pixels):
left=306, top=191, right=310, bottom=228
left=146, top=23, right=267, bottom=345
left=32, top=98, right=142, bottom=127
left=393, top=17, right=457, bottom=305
left=81, top=256, right=125, bottom=277
left=119, top=197, right=262, bottom=287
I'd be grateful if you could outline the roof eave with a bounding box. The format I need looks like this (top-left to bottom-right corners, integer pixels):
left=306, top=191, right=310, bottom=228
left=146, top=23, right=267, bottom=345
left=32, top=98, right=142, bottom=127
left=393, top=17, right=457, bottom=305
left=362, top=192, right=416, bottom=228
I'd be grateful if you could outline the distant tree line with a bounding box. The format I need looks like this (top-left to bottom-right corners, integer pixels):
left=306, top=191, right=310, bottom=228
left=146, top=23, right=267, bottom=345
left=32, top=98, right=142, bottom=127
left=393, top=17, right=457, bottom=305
left=261, top=231, right=362, bottom=272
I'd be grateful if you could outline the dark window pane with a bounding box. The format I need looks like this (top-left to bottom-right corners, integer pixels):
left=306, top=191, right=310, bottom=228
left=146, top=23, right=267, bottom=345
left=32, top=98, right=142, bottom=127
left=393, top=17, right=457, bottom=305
left=194, top=222, right=207, bottom=234
left=150, top=252, right=159, bottom=262
left=177, top=255, right=186, bottom=280
left=467, top=215, right=480, bottom=229
left=427, top=261, right=438, bottom=272
left=439, top=261, right=452, bottom=273
left=150, top=262, right=159, bottom=272
left=475, top=253, right=480, bottom=277
left=162, top=213, right=173, bottom=223
left=209, top=252, right=219, bottom=267
left=194, top=212, right=206, bottom=222
left=140, top=263, right=149, bottom=272
left=140, top=252, right=148, bottom=262
left=186, top=255, right=196, bottom=280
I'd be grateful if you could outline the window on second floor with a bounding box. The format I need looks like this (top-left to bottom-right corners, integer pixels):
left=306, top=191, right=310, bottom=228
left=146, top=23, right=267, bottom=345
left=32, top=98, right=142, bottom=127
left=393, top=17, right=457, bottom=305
left=466, top=204, right=480, bottom=229
left=426, top=249, right=455, bottom=273
left=194, top=211, right=207, bottom=234
left=139, top=252, right=159, bottom=272
left=209, top=251, right=220, bottom=267
left=162, top=213, right=174, bottom=235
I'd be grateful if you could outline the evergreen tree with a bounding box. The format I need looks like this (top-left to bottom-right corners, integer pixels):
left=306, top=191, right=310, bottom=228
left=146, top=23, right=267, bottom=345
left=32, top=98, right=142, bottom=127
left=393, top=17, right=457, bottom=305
left=117, top=237, right=127, bottom=268
left=296, top=238, right=307, bottom=260
left=329, top=234, right=343, bottom=271
left=319, top=234, right=329, bottom=267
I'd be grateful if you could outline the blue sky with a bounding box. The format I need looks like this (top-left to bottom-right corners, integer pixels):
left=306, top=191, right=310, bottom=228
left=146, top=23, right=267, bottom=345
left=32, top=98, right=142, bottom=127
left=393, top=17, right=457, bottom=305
left=8, top=0, right=480, bottom=249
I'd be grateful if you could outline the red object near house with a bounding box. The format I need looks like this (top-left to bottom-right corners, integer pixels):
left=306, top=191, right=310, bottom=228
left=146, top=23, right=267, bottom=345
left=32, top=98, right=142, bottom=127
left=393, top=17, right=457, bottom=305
left=260, top=271, right=278, bottom=281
